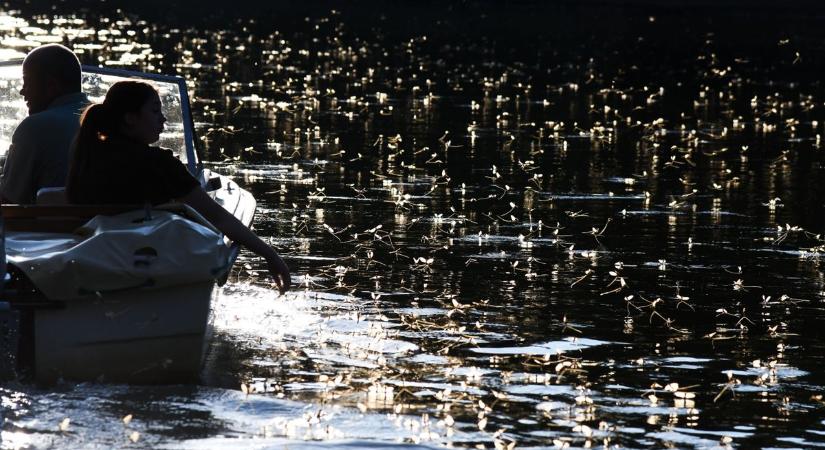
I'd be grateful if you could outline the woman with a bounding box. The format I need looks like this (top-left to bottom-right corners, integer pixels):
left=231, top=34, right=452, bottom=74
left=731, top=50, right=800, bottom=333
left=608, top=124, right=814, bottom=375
left=66, top=81, right=291, bottom=294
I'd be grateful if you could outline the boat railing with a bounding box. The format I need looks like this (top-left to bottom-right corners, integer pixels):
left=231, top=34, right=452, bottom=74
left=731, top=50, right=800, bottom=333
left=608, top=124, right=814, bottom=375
left=1, top=204, right=146, bottom=233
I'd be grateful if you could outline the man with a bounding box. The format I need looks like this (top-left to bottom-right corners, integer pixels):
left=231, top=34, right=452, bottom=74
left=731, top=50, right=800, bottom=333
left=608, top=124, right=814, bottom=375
left=0, top=44, right=89, bottom=204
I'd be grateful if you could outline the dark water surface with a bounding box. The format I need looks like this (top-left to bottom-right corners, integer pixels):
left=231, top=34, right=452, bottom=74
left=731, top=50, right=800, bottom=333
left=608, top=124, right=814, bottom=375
left=3, top=2, right=825, bottom=449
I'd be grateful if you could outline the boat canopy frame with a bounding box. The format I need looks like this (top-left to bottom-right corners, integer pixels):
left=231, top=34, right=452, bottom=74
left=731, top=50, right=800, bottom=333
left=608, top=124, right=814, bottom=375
left=0, top=60, right=201, bottom=175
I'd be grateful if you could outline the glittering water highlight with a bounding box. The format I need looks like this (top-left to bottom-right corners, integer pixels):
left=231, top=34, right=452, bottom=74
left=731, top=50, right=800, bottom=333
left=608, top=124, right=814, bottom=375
left=3, top=2, right=825, bottom=449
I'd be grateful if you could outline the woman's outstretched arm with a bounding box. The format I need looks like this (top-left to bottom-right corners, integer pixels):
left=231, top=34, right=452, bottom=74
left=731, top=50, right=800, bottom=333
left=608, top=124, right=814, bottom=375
left=179, top=187, right=291, bottom=294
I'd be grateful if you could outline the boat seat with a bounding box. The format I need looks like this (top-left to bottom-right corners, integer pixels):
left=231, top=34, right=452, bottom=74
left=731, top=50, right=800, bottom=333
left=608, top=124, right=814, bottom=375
left=1, top=204, right=143, bottom=233
left=35, top=187, right=68, bottom=205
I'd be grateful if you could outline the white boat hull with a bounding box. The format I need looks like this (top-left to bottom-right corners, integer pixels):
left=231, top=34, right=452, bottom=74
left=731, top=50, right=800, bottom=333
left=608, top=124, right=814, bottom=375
left=33, top=281, right=217, bottom=383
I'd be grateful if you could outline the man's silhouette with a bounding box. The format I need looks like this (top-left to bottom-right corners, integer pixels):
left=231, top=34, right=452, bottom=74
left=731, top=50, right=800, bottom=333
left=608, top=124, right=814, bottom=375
left=0, top=44, right=89, bottom=204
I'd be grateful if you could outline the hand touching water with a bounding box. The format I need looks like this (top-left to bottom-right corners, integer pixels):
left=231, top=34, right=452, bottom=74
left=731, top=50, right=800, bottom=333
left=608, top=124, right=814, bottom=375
left=267, top=255, right=291, bottom=295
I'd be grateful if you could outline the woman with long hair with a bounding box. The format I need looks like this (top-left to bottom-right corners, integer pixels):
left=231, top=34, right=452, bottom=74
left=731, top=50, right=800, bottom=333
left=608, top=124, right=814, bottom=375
left=67, top=80, right=291, bottom=294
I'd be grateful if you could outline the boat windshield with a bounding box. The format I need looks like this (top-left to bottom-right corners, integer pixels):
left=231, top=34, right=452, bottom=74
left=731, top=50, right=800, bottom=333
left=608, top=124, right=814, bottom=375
left=0, top=63, right=191, bottom=167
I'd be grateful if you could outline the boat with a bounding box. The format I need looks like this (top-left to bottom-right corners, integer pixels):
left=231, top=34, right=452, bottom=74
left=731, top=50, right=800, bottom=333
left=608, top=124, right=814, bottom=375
left=0, top=62, right=255, bottom=384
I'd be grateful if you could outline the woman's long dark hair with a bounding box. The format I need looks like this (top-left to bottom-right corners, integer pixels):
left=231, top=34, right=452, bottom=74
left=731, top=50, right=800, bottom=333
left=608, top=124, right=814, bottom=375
left=66, top=81, right=158, bottom=203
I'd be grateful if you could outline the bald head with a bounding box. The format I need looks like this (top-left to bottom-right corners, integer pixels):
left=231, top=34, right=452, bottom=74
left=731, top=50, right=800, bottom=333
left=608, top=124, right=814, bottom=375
left=21, top=44, right=81, bottom=114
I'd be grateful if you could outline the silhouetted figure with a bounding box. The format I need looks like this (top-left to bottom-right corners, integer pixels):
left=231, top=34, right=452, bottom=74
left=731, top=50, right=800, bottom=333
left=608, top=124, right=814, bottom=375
left=0, top=44, right=89, bottom=204
left=67, top=81, right=291, bottom=294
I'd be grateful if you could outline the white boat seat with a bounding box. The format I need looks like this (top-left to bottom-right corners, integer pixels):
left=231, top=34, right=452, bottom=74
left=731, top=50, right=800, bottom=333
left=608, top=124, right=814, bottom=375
left=36, top=187, right=68, bottom=205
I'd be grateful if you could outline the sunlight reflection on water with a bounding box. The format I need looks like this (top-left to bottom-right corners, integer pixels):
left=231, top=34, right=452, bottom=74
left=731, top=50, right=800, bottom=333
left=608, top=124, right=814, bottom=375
left=3, top=2, right=825, bottom=449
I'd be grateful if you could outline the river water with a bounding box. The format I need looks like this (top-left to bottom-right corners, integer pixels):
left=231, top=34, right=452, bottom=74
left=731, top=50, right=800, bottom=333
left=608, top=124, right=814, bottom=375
left=2, top=2, right=825, bottom=449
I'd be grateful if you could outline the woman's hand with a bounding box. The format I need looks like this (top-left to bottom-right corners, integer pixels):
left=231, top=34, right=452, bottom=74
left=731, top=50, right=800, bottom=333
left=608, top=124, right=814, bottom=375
left=180, top=188, right=293, bottom=295
left=267, top=255, right=291, bottom=295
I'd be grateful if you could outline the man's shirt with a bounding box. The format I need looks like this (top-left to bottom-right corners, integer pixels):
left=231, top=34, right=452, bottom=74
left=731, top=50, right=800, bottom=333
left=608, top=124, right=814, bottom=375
left=0, top=92, right=89, bottom=204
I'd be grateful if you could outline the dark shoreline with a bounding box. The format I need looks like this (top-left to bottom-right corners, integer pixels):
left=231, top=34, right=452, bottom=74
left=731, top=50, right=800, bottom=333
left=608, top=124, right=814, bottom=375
left=6, top=0, right=825, bottom=27
left=5, top=0, right=825, bottom=69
